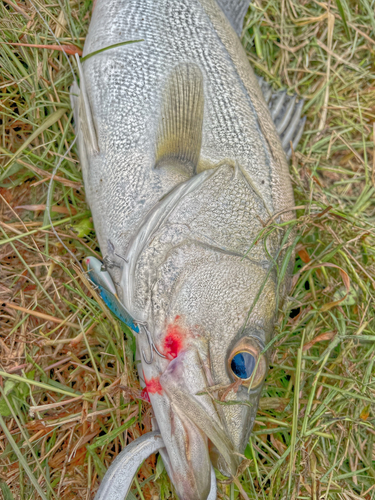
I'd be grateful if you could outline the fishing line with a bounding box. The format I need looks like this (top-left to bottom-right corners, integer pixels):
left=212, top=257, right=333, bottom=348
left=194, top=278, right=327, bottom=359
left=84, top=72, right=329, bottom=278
left=46, top=135, right=84, bottom=272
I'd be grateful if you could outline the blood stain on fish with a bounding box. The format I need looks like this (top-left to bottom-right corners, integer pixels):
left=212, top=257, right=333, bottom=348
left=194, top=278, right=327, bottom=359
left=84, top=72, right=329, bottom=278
left=164, top=318, right=185, bottom=359
left=140, top=388, right=151, bottom=402
left=144, top=376, right=163, bottom=395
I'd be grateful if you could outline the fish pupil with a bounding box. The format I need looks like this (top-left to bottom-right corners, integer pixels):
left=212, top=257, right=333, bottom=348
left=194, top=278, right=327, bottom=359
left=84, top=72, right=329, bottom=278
left=231, top=352, right=256, bottom=379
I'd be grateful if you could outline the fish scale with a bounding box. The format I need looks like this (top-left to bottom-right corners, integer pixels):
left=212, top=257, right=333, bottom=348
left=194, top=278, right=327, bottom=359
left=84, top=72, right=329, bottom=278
left=72, top=1, right=304, bottom=499
left=78, top=0, right=285, bottom=273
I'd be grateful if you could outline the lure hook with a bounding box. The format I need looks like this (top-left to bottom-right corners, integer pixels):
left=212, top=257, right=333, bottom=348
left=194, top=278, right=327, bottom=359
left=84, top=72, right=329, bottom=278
left=141, top=325, right=154, bottom=365
left=140, top=324, right=166, bottom=364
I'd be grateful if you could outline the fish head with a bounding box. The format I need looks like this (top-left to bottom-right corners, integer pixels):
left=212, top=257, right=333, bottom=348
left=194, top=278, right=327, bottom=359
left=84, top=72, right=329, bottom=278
left=139, top=252, right=277, bottom=500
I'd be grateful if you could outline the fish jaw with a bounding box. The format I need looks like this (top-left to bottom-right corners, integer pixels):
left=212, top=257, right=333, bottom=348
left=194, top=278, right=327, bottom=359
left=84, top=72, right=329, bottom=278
left=141, top=334, right=267, bottom=497
left=211, top=381, right=264, bottom=476
left=153, top=393, right=212, bottom=500
left=134, top=254, right=277, bottom=497
left=141, top=341, right=239, bottom=500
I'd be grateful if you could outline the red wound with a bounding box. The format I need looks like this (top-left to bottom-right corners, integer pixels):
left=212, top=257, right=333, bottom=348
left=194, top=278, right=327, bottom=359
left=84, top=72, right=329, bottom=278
left=163, top=319, right=185, bottom=359
left=144, top=376, right=163, bottom=395
left=139, top=388, right=151, bottom=402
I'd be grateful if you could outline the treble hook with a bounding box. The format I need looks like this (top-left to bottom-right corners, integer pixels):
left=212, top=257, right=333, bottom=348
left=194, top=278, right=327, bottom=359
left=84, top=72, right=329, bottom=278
left=140, top=324, right=166, bottom=365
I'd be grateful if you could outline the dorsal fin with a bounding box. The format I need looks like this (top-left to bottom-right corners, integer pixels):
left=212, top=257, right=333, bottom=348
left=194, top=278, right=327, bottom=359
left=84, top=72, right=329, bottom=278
left=155, top=63, right=204, bottom=176
left=217, top=0, right=252, bottom=36
left=256, top=76, right=306, bottom=159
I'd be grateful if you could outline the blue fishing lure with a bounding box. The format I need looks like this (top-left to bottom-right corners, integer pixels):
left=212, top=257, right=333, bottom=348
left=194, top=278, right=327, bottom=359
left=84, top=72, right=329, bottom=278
left=86, top=256, right=139, bottom=333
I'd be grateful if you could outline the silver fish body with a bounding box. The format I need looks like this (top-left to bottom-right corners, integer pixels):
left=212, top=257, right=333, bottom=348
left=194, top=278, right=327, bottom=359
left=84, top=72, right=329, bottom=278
left=72, top=1, right=299, bottom=499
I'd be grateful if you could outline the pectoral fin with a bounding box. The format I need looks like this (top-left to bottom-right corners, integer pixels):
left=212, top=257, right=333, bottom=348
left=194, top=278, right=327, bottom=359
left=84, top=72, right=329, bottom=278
left=74, top=54, right=99, bottom=154
left=156, top=63, right=204, bottom=177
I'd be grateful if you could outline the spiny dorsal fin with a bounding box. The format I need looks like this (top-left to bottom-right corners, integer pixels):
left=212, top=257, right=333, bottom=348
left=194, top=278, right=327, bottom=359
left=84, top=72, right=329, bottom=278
left=256, top=76, right=306, bottom=159
left=217, top=0, right=252, bottom=36
left=156, top=63, right=204, bottom=176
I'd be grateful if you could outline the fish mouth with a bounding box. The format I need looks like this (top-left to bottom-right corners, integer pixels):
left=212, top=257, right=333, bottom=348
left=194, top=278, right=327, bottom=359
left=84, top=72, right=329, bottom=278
left=93, top=429, right=218, bottom=500
left=94, top=341, right=260, bottom=500
left=145, top=347, right=242, bottom=500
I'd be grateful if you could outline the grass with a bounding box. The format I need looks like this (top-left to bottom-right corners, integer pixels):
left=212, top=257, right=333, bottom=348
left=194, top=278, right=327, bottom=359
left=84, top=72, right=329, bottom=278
left=0, top=0, right=374, bottom=499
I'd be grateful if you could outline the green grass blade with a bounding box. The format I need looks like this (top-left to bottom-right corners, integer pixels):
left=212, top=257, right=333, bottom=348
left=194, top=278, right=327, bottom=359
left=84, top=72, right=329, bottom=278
left=0, top=481, right=15, bottom=500
left=335, top=0, right=350, bottom=39
left=0, top=414, right=48, bottom=500
left=81, top=40, right=143, bottom=62
left=0, top=108, right=67, bottom=178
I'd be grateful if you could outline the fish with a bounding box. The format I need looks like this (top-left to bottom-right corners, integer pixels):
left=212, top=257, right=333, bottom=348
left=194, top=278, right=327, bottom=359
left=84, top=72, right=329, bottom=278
left=70, top=1, right=305, bottom=499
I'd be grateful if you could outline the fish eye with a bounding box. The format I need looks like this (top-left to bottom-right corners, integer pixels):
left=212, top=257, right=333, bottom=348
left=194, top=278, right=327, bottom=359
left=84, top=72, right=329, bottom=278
left=230, top=351, right=256, bottom=380
left=228, top=339, right=267, bottom=388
